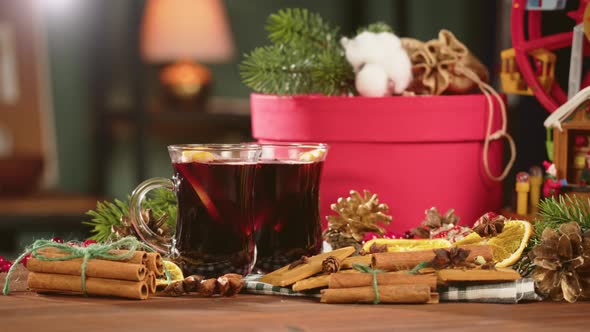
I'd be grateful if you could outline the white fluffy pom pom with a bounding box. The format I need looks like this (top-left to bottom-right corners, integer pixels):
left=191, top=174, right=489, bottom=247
left=341, top=31, right=413, bottom=96
left=355, top=63, right=390, bottom=97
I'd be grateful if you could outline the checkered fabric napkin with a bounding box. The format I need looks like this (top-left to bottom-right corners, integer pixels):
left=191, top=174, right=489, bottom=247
left=243, top=274, right=321, bottom=298
left=243, top=274, right=543, bottom=303
left=438, top=278, right=543, bottom=304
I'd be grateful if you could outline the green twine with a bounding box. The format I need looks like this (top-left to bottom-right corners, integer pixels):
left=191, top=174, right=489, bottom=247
left=352, top=263, right=383, bottom=304
left=2, top=236, right=171, bottom=296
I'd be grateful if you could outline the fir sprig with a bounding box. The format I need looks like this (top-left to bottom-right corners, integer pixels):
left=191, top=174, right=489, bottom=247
left=266, top=8, right=339, bottom=48
left=84, top=199, right=129, bottom=242
left=83, top=188, right=177, bottom=242
left=240, top=8, right=355, bottom=95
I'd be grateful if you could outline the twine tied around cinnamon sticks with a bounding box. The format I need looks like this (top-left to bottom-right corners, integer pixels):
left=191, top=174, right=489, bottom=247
left=2, top=236, right=170, bottom=296
left=352, top=263, right=384, bottom=304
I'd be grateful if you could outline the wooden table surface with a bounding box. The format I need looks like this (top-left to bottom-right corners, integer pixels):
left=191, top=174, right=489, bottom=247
left=1, top=292, right=589, bottom=332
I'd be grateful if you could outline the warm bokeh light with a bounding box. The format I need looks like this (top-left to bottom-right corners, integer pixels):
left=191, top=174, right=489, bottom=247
left=141, top=0, right=235, bottom=63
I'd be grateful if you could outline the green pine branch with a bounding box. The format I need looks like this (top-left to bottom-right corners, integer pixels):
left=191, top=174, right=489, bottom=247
left=83, top=188, right=177, bottom=242
left=240, top=42, right=354, bottom=95
left=240, top=8, right=355, bottom=96
left=84, top=199, right=129, bottom=242
left=266, top=8, right=339, bottom=49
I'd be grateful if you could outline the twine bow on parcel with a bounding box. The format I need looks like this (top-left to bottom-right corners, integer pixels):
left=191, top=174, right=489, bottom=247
left=2, top=236, right=170, bottom=295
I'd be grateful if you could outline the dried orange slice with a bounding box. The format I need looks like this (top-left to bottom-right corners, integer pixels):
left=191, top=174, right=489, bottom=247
left=156, top=260, right=184, bottom=287
left=453, top=232, right=484, bottom=246
left=181, top=151, right=217, bottom=163
left=488, top=220, right=532, bottom=268
left=362, top=238, right=452, bottom=253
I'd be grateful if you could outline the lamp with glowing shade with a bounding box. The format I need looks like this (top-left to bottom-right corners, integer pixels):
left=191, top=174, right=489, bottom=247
left=141, top=0, right=235, bottom=104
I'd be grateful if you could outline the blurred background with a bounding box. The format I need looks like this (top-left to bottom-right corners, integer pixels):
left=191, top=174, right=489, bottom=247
left=0, top=0, right=568, bottom=256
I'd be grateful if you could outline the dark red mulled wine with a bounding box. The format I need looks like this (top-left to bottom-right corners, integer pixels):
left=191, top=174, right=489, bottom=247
left=172, top=161, right=256, bottom=278
left=254, top=160, right=324, bottom=272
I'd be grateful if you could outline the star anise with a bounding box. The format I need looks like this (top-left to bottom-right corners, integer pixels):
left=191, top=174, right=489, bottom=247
left=529, top=222, right=590, bottom=303
left=288, top=256, right=310, bottom=270
left=429, top=247, right=471, bottom=269
left=473, top=213, right=505, bottom=237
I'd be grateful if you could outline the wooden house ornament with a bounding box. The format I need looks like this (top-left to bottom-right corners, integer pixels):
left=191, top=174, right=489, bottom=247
left=545, top=85, right=590, bottom=186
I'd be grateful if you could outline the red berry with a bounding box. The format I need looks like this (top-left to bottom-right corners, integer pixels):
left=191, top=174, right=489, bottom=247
left=0, top=256, right=5, bottom=263
left=21, top=253, right=31, bottom=267
left=51, top=237, right=64, bottom=243
left=82, top=239, right=97, bottom=247
left=0, top=261, right=12, bottom=273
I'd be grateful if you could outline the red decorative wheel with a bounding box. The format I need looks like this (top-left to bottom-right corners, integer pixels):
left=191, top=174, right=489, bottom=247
left=509, top=0, right=590, bottom=113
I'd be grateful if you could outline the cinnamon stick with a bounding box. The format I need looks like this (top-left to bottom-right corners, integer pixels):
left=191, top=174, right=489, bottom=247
left=27, top=257, right=147, bottom=281
left=341, top=255, right=372, bottom=269
left=428, top=292, right=439, bottom=304
left=372, top=245, right=493, bottom=271
left=292, top=274, right=331, bottom=292
left=146, top=252, right=164, bottom=277
left=329, top=271, right=437, bottom=291
left=436, top=267, right=521, bottom=283
left=292, top=270, right=361, bottom=292
left=320, top=284, right=431, bottom=304
left=146, top=271, right=156, bottom=294
left=38, top=248, right=148, bottom=265
left=108, top=250, right=148, bottom=265
left=28, top=272, right=149, bottom=300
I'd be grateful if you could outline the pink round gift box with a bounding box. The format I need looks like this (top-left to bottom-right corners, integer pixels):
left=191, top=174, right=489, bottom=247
left=251, top=93, right=504, bottom=232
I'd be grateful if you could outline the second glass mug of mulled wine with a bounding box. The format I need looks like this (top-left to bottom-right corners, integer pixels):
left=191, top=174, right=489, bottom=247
left=130, top=144, right=261, bottom=278
left=253, top=143, right=328, bottom=272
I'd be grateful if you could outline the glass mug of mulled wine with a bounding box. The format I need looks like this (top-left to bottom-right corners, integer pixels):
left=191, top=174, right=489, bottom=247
left=130, top=144, right=261, bottom=278
left=253, top=143, right=328, bottom=272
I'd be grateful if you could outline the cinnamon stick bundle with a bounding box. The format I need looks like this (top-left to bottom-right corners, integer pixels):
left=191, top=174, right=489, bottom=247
left=28, top=272, right=149, bottom=300
left=320, top=284, right=431, bottom=304
left=27, top=258, right=147, bottom=282
left=372, top=245, right=493, bottom=271
left=329, top=272, right=437, bottom=291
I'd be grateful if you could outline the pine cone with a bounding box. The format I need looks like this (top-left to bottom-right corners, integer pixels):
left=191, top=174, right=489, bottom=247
left=323, top=228, right=362, bottom=252
left=112, top=210, right=171, bottom=240
left=322, top=256, right=341, bottom=274
left=323, top=190, right=392, bottom=249
left=529, top=222, right=590, bottom=303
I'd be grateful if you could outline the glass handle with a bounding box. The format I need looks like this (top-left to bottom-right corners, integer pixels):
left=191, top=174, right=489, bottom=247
left=129, top=177, right=175, bottom=255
